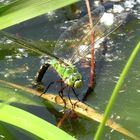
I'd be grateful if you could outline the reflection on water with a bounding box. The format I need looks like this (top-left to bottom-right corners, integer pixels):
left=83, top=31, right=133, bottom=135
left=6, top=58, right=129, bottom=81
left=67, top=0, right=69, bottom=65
left=0, top=4, right=140, bottom=140
left=91, top=19, right=140, bottom=139
left=1, top=64, right=29, bottom=78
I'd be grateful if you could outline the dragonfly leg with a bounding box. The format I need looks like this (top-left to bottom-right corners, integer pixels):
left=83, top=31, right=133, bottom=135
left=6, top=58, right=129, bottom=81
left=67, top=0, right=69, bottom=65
left=44, top=80, right=64, bottom=92
left=35, top=63, right=50, bottom=83
left=44, top=81, right=55, bottom=93
left=39, top=81, right=54, bottom=97
left=39, top=80, right=64, bottom=97
left=57, top=87, right=79, bottom=127
left=46, top=80, right=64, bottom=92
left=58, top=86, right=67, bottom=108
left=68, top=87, right=74, bottom=109
left=71, top=88, right=80, bottom=101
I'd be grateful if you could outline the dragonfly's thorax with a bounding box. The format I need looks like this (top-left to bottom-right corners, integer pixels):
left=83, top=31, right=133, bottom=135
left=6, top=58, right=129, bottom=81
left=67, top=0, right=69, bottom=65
left=49, top=59, right=82, bottom=88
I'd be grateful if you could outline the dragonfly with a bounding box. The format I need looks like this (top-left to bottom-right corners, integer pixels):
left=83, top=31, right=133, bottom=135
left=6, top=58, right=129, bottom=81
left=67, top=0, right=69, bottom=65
left=0, top=6, right=127, bottom=102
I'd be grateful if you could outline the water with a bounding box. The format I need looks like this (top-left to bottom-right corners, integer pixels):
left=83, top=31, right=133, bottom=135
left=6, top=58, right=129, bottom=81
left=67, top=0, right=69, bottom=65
left=0, top=3, right=140, bottom=140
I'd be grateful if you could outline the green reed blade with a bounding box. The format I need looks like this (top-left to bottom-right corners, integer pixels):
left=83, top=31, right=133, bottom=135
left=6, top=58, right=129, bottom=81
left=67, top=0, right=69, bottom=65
left=0, top=0, right=79, bottom=30
left=94, top=41, right=140, bottom=140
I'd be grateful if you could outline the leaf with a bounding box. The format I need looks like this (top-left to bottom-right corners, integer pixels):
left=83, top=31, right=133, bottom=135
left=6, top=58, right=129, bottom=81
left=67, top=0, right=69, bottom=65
left=0, top=0, right=79, bottom=30
left=0, top=102, right=77, bottom=140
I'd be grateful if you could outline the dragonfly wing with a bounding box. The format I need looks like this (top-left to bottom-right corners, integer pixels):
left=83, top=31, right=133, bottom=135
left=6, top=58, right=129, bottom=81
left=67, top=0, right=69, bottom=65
left=54, top=6, right=105, bottom=64
left=54, top=5, right=127, bottom=64
left=70, top=11, right=128, bottom=63
left=0, top=31, right=67, bottom=64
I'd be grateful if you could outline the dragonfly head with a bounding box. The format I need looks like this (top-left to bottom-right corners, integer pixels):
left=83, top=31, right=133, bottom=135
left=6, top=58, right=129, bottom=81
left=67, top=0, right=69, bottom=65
left=65, top=72, right=82, bottom=88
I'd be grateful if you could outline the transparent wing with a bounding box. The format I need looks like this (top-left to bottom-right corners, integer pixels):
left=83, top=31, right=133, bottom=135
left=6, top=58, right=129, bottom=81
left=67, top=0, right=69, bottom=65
left=0, top=31, right=66, bottom=64
left=54, top=6, right=105, bottom=64
left=54, top=6, right=127, bottom=64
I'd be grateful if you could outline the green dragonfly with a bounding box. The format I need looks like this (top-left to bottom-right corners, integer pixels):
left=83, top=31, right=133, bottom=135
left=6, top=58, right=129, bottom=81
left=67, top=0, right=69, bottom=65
left=0, top=6, right=127, bottom=100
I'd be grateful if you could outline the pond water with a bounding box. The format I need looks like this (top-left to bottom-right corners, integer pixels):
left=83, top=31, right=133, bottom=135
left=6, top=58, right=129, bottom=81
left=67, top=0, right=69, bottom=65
left=0, top=2, right=140, bottom=140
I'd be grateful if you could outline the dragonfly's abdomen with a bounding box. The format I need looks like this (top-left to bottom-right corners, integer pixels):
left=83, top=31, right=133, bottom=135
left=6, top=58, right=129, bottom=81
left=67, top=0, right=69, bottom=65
left=49, top=59, right=82, bottom=88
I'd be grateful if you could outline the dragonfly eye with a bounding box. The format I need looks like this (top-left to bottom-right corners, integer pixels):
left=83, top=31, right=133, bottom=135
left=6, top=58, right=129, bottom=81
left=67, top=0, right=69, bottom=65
left=74, top=80, right=82, bottom=88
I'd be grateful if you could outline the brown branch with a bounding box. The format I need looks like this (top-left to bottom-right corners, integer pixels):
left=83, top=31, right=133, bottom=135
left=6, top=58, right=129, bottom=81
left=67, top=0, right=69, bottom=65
left=0, top=80, right=139, bottom=140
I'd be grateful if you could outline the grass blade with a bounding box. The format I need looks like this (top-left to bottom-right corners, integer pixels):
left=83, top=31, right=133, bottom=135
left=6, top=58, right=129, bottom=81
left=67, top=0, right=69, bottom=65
left=0, top=102, right=77, bottom=140
left=0, top=0, right=79, bottom=29
left=94, top=41, right=140, bottom=140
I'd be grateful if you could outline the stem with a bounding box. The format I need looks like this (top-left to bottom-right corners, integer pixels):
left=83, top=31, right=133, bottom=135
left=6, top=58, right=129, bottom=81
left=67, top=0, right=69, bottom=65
left=85, top=0, right=95, bottom=89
